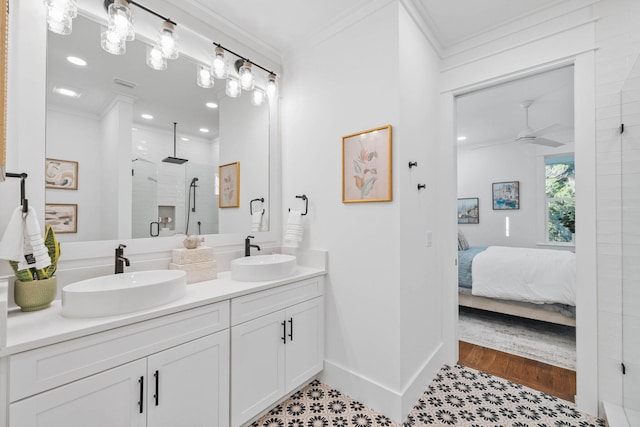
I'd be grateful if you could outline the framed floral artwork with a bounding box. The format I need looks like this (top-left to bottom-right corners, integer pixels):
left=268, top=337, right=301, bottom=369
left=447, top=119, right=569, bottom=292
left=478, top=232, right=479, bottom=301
left=45, top=158, right=78, bottom=190
left=219, top=161, right=240, bottom=208
left=492, top=181, right=520, bottom=210
left=342, top=125, right=392, bottom=203
left=45, top=203, right=77, bottom=233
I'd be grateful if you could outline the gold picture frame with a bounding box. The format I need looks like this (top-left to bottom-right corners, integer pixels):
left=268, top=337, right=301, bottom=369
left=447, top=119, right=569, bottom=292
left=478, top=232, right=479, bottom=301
left=0, top=0, right=8, bottom=181
left=342, top=125, right=392, bottom=203
left=45, top=203, right=78, bottom=234
left=219, top=161, right=240, bottom=208
left=45, top=158, right=79, bottom=190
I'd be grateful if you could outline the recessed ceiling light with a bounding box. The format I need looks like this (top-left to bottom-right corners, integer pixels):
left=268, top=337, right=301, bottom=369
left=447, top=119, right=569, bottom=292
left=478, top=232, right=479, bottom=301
left=53, top=86, right=81, bottom=98
left=199, top=128, right=209, bottom=133
left=205, top=102, right=218, bottom=109
left=141, top=113, right=154, bottom=120
left=181, top=137, right=189, bottom=141
left=66, top=56, right=87, bottom=66
left=457, top=136, right=467, bottom=141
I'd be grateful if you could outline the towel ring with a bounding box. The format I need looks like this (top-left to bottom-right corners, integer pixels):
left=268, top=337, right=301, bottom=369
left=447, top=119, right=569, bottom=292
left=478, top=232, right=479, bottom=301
left=250, top=198, right=265, bottom=215
left=288, top=194, right=308, bottom=216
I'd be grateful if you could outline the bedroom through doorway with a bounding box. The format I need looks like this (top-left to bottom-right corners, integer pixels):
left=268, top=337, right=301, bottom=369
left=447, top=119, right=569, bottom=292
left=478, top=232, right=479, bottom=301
left=454, top=66, right=577, bottom=400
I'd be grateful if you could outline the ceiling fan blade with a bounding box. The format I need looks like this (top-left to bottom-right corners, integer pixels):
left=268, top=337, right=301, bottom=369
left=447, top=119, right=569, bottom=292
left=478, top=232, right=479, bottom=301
left=523, top=137, right=565, bottom=147
left=525, top=123, right=563, bottom=138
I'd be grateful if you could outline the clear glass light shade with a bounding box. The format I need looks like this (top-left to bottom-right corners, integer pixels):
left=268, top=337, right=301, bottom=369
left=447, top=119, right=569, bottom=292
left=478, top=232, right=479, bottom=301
left=158, top=22, right=179, bottom=60
left=146, top=45, right=167, bottom=71
left=251, top=88, right=265, bottom=106
left=225, top=78, right=241, bottom=98
left=101, top=28, right=126, bottom=55
left=197, top=65, right=214, bottom=88
left=107, top=0, right=134, bottom=42
left=44, top=0, right=77, bottom=35
left=238, top=61, right=254, bottom=90
left=266, top=73, right=278, bottom=99
left=212, top=47, right=228, bottom=79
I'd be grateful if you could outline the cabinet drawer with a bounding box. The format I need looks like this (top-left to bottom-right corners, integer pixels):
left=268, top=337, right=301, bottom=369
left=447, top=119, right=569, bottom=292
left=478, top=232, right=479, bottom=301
left=231, top=277, right=323, bottom=326
left=9, top=301, right=229, bottom=402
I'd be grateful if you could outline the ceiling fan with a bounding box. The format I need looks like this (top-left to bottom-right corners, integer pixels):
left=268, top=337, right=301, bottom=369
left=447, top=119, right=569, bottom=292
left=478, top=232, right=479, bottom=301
left=515, top=99, right=565, bottom=147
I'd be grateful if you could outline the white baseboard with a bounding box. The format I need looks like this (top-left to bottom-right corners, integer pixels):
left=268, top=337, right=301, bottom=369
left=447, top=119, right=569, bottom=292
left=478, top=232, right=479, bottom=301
left=319, top=343, right=445, bottom=424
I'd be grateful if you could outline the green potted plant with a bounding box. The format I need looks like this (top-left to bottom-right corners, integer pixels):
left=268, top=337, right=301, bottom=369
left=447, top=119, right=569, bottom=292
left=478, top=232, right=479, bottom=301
left=9, top=225, right=61, bottom=311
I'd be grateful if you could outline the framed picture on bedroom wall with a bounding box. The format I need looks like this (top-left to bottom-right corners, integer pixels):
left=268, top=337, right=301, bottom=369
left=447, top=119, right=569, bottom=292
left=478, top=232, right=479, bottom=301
left=458, top=198, right=479, bottom=224
left=492, top=181, right=520, bottom=210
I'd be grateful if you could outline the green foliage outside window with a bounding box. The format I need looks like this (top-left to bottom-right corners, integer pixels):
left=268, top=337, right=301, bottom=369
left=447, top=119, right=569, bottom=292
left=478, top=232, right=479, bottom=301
left=546, top=161, right=575, bottom=243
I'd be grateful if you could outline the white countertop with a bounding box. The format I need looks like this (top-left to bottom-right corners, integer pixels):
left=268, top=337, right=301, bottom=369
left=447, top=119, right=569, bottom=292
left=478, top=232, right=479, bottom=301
left=3, top=266, right=325, bottom=356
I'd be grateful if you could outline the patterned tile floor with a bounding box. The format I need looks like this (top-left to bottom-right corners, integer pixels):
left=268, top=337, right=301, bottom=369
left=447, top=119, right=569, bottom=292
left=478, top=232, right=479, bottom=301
left=252, top=365, right=606, bottom=427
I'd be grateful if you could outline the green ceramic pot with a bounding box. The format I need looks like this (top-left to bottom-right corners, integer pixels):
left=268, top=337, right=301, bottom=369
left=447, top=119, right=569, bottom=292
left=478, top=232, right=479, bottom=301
left=14, top=276, right=57, bottom=312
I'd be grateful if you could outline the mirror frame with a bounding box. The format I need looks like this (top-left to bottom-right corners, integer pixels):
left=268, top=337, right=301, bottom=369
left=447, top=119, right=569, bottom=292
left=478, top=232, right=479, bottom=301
left=3, top=0, right=281, bottom=267
left=1, top=0, right=7, bottom=180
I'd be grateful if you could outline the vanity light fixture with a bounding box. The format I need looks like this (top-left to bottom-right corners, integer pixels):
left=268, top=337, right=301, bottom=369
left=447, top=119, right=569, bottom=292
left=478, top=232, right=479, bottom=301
left=101, top=26, right=127, bottom=55
left=197, top=65, right=214, bottom=88
left=157, top=21, right=179, bottom=60
left=251, top=88, right=265, bottom=106
left=146, top=45, right=167, bottom=70
left=225, top=77, right=241, bottom=98
left=44, top=0, right=78, bottom=35
left=106, top=0, right=134, bottom=42
left=66, top=56, right=87, bottom=66
left=238, top=60, right=255, bottom=90
left=266, top=73, right=278, bottom=100
left=212, top=46, right=229, bottom=79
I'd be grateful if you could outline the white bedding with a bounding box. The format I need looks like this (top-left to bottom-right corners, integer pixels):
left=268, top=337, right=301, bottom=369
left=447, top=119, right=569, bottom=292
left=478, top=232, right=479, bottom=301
left=471, top=246, right=576, bottom=306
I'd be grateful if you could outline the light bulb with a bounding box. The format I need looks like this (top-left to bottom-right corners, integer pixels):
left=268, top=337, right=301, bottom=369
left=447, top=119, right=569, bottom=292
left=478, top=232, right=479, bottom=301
left=101, top=28, right=126, bottom=55
left=266, top=73, right=277, bottom=99
left=226, top=78, right=241, bottom=98
left=197, top=65, right=214, bottom=88
left=44, top=0, right=77, bottom=35
left=158, top=21, right=179, bottom=60
left=238, top=61, right=254, bottom=90
left=107, top=0, right=134, bottom=42
left=146, top=45, right=167, bottom=70
left=251, top=88, right=265, bottom=106
left=212, top=46, right=228, bottom=79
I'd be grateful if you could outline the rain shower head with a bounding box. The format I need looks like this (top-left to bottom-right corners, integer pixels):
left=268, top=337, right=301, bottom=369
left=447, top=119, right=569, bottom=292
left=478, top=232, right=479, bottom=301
left=162, top=122, right=188, bottom=164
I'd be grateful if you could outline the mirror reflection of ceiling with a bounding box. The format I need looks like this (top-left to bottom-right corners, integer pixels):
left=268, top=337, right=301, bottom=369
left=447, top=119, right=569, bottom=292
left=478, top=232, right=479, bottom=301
left=456, top=66, right=574, bottom=150
left=46, top=14, right=223, bottom=140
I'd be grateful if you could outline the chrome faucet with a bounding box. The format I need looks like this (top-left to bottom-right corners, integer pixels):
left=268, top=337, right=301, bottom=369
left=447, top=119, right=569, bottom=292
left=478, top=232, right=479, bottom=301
left=244, top=235, right=261, bottom=257
left=115, top=244, right=130, bottom=274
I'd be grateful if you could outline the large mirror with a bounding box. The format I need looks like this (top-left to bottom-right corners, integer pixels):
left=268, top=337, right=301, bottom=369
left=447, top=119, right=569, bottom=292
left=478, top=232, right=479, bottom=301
left=44, top=14, right=270, bottom=242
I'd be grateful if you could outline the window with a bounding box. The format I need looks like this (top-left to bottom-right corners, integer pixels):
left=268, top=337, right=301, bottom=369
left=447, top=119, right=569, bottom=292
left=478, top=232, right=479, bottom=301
left=545, top=155, right=575, bottom=243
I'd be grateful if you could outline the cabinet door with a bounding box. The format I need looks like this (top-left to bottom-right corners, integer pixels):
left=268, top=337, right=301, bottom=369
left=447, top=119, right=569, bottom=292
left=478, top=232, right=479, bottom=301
left=147, top=331, right=230, bottom=427
left=284, top=297, right=324, bottom=393
left=10, top=359, right=146, bottom=427
left=231, top=310, right=285, bottom=427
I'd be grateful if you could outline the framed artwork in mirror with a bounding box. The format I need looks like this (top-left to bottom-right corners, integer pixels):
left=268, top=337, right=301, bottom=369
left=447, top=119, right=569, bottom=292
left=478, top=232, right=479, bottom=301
left=457, top=198, right=479, bottom=224
left=492, top=181, right=520, bottom=210
left=0, top=0, right=7, bottom=181
left=342, top=125, right=392, bottom=203
left=45, top=158, right=78, bottom=190
left=45, top=203, right=78, bottom=233
left=219, top=162, right=240, bottom=208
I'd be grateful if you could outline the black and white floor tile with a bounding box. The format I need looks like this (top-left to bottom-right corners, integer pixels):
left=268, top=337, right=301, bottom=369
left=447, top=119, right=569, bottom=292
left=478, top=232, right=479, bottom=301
left=251, top=365, right=606, bottom=427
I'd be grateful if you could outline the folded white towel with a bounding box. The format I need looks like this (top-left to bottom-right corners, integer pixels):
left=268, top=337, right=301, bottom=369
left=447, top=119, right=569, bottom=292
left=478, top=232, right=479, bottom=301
left=284, top=210, right=304, bottom=248
left=0, top=207, right=25, bottom=262
left=18, top=207, right=51, bottom=271
left=250, top=212, right=263, bottom=232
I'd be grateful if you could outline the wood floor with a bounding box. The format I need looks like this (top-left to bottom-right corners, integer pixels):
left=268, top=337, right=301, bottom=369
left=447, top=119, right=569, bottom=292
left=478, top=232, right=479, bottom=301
left=458, top=340, right=577, bottom=403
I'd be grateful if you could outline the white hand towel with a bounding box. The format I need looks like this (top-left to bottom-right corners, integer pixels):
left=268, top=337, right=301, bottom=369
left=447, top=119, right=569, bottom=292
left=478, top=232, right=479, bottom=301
left=0, top=207, right=25, bottom=262
left=251, top=212, right=263, bottom=232
left=284, top=210, right=304, bottom=248
left=18, top=207, right=51, bottom=271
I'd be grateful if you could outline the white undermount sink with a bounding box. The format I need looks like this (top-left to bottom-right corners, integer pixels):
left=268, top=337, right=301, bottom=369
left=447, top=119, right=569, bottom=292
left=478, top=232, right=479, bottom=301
left=62, top=270, right=187, bottom=318
left=231, top=254, right=297, bottom=282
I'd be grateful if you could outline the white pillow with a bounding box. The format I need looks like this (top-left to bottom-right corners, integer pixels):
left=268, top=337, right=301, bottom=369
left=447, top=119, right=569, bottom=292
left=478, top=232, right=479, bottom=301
left=458, top=231, right=470, bottom=251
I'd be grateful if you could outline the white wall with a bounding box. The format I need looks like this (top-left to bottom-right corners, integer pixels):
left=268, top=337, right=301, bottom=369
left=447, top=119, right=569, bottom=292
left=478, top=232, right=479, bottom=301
left=45, top=108, right=103, bottom=242
left=282, top=1, right=443, bottom=421
left=457, top=143, right=575, bottom=248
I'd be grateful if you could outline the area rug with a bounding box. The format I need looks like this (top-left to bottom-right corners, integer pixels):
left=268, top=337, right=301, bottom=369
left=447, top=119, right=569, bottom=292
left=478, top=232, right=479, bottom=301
left=459, top=306, right=576, bottom=370
left=251, top=365, right=605, bottom=427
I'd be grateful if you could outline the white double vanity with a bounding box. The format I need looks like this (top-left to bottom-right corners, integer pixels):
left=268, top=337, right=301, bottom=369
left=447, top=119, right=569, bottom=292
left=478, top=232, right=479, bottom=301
left=0, top=262, right=325, bottom=427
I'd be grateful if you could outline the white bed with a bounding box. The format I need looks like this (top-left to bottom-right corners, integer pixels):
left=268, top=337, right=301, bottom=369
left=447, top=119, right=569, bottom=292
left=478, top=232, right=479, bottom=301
left=458, top=245, right=576, bottom=327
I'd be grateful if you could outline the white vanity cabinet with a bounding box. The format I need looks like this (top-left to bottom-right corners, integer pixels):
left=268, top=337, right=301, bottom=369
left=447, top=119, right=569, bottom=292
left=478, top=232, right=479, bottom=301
left=7, top=302, right=230, bottom=427
left=230, top=277, right=324, bottom=426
